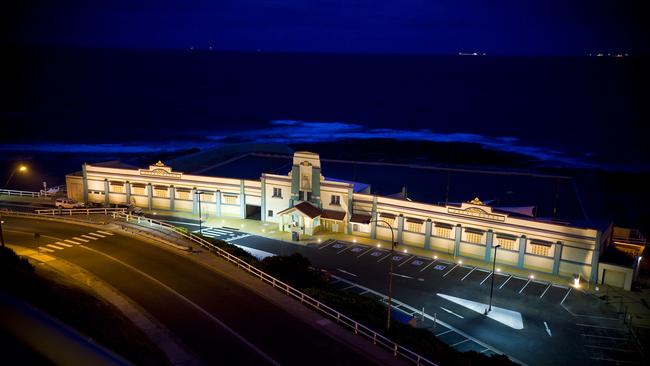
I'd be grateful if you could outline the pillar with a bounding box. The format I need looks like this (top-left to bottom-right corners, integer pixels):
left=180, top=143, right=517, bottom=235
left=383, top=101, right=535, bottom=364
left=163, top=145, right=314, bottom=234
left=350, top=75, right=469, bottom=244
left=261, top=176, right=267, bottom=221
left=397, top=215, right=404, bottom=245
left=453, top=225, right=462, bottom=257
left=215, top=190, right=222, bottom=217
left=192, top=188, right=198, bottom=215
left=103, top=179, right=110, bottom=207
left=240, top=180, right=246, bottom=219
left=290, top=165, right=299, bottom=207
left=346, top=186, right=354, bottom=234
left=82, top=163, right=89, bottom=204
left=424, top=219, right=433, bottom=250
left=312, top=167, right=321, bottom=208
left=169, top=186, right=175, bottom=211
left=552, top=241, right=562, bottom=275
left=125, top=181, right=131, bottom=206
left=370, top=196, right=378, bottom=239
left=147, top=183, right=153, bottom=211
left=518, top=235, right=527, bottom=268
left=590, top=231, right=602, bottom=283
left=484, top=230, right=494, bottom=262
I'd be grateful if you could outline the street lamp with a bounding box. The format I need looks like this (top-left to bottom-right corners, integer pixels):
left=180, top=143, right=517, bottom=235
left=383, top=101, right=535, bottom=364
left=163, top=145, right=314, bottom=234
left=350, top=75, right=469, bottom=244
left=485, top=244, right=501, bottom=314
left=369, top=218, right=397, bottom=332
left=3, top=164, right=28, bottom=189
left=0, top=217, right=6, bottom=248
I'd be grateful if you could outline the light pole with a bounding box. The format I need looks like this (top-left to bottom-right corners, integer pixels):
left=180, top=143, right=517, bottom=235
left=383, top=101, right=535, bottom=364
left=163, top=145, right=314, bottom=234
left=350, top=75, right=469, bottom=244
left=3, top=165, right=28, bottom=189
left=369, top=218, right=397, bottom=332
left=0, top=216, right=6, bottom=248
left=486, top=244, right=501, bottom=314
left=195, top=190, right=203, bottom=234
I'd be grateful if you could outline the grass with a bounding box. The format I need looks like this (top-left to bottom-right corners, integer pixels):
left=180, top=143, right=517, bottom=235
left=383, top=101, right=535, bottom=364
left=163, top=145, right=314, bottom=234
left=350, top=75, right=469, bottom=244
left=0, top=246, right=170, bottom=366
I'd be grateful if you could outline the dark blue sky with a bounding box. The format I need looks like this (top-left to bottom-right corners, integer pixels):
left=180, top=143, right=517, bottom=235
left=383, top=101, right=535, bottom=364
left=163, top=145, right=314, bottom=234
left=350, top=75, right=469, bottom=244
left=2, top=0, right=648, bottom=55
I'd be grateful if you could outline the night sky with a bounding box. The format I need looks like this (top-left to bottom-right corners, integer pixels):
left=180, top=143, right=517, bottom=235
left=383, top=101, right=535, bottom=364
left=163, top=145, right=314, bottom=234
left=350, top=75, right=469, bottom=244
left=2, top=0, right=648, bottom=55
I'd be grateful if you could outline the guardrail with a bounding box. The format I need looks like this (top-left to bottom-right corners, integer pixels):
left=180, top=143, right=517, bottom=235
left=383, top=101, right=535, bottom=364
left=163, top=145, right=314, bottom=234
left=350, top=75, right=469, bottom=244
left=0, top=210, right=108, bottom=226
left=35, top=208, right=127, bottom=216
left=114, top=213, right=436, bottom=366
left=0, top=189, right=51, bottom=197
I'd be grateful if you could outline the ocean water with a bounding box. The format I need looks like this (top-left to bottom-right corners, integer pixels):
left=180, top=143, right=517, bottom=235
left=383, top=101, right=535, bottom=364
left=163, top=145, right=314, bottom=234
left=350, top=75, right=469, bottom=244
left=1, top=47, right=648, bottom=170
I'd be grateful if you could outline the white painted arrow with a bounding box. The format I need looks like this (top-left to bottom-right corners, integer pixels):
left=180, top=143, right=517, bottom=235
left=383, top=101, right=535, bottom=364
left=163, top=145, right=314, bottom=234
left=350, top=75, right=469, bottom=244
left=440, top=306, right=464, bottom=319
left=437, top=293, right=524, bottom=330
left=544, top=321, right=552, bottom=337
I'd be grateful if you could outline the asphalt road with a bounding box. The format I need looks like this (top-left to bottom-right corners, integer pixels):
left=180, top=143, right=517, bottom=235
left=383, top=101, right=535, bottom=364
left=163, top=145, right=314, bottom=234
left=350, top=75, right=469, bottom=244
left=1, top=217, right=377, bottom=366
left=191, top=224, right=643, bottom=366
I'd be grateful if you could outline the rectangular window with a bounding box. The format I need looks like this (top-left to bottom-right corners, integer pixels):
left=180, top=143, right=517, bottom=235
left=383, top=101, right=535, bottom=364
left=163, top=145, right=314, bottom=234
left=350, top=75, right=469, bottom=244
left=200, top=192, right=213, bottom=201
left=299, top=191, right=305, bottom=201
left=465, top=231, right=483, bottom=244
left=132, top=185, right=146, bottom=195
left=272, top=187, right=282, bottom=198
left=330, top=195, right=341, bottom=205
left=407, top=222, right=422, bottom=233
left=530, top=243, right=550, bottom=257
left=223, top=194, right=238, bottom=205
left=267, top=210, right=273, bottom=217
left=154, top=187, right=168, bottom=198
left=435, top=226, right=452, bottom=238
left=176, top=189, right=190, bottom=200
left=497, top=237, right=517, bottom=251
left=110, top=184, right=124, bottom=193
left=307, top=192, right=312, bottom=201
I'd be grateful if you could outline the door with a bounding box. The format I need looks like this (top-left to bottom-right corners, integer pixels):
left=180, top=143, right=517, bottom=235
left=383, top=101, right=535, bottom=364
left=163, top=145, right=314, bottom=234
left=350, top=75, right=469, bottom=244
left=332, top=223, right=339, bottom=232
left=602, top=269, right=626, bottom=288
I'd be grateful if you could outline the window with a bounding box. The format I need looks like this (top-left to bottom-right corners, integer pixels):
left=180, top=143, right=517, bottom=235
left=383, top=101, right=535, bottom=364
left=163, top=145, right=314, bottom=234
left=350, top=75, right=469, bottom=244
left=223, top=194, right=238, bottom=205
left=407, top=222, right=422, bottom=233
left=272, top=187, right=282, bottom=198
left=132, top=185, right=146, bottom=195
left=530, top=243, right=550, bottom=257
left=465, top=231, right=483, bottom=244
left=330, top=195, right=341, bottom=205
left=176, top=189, right=190, bottom=200
left=435, top=226, right=452, bottom=238
left=299, top=191, right=305, bottom=201
left=110, top=183, right=124, bottom=193
left=497, top=237, right=517, bottom=251
left=200, top=192, right=213, bottom=201
left=307, top=192, right=312, bottom=201
left=268, top=210, right=273, bottom=217
left=154, top=186, right=168, bottom=198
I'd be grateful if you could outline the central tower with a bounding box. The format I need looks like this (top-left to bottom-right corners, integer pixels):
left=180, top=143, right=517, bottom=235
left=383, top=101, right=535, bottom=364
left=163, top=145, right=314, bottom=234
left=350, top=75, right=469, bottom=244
left=290, top=151, right=322, bottom=208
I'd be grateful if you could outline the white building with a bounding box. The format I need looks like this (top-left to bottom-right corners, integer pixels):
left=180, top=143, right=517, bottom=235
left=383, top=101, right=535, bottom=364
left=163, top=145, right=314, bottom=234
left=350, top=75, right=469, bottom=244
left=66, top=151, right=644, bottom=289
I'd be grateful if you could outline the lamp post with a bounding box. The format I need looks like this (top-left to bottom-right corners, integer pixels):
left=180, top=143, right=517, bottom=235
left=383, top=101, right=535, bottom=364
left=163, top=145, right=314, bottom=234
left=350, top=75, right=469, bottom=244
left=369, top=218, right=397, bottom=332
left=195, top=190, right=203, bottom=234
left=486, top=244, right=501, bottom=314
left=3, top=165, right=28, bottom=189
left=0, top=216, right=6, bottom=248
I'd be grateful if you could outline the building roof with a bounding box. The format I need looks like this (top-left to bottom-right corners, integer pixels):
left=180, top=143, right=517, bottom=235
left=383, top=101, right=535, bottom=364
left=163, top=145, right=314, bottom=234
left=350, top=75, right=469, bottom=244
left=321, top=209, right=346, bottom=221
left=277, top=201, right=321, bottom=219
left=350, top=213, right=371, bottom=224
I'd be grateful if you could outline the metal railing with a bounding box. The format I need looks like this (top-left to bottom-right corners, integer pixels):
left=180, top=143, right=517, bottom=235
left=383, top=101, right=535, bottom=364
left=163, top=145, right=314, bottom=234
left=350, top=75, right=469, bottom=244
left=1, top=210, right=107, bottom=226
left=0, top=189, right=52, bottom=197
left=35, top=207, right=127, bottom=216
left=114, top=213, right=436, bottom=366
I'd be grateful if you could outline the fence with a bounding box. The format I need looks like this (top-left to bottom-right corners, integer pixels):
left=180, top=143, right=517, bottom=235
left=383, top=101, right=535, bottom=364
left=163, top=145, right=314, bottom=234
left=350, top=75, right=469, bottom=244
left=114, top=213, right=436, bottom=366
left=35, top=208, right=127, bottom=216
left=0, top=189, right=51, bottom=198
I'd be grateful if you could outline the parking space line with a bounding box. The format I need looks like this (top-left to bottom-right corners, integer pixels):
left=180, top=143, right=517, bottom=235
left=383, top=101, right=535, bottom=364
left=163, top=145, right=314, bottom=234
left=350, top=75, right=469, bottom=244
left=46, top=244, right=64, bottom=250
left=479, top=349, right=490, bottom=353
left=420, top=259, right=437, bottom=272
left=377, top=253, right=392, bottom=263
left=64, top=239, right=80, bottom=245
left=442, top=264, right=458, bottom=277
left=581, top=334, right=628, bottom=340
left=97, top=230, right=114, bottom=236
left=317, top=241, right=335, bottom=250
left=435, top=329, right=452, bottom=336
left=539, top=283, right=552, bottom=298
left=359, top=290, right=369, bottom=295
left=450, top=339, right=469, bottom=347
left=461, top=267, right=477, bottom=281
left=81, top=235, right=98, bottom=240
left=87, top=232, right=105, bottom=238
left=479, top=271, right=493, bottom=285
left=38, top=247, right=55, bottom=253
left=560, top=287, right=572, bottom=304
left=499, top=275, right=512, bottom=289
left=357, top=247, right=375, bottom=258
left=518, top=279, right=531, bottom=294
left=72, top=236, right=89, bottom=243
left=336, top=245, right=353, bottom=254
left=397, top=255, right=415, bottom=267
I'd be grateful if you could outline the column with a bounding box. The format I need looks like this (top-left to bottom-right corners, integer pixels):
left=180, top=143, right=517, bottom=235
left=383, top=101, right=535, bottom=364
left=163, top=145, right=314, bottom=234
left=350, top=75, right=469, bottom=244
left=82, top=163, right=89, bottom=204
left=484, top=230, right=494, bottom=262
left=311, top=167, right=321, bottom=208
left=453, top=225, right=462, bottom=257
left=169, top=186, right=176, bottom=211
left=590, top=231, right=602, bottom=283
left=125, top=181, right=131, bottom=206
left=370, top=196, right=378, bottom=240
left=192, top=188, right=198, bottom=215
left=261, top=176, right=267, bottom=221
left=552, top=241, right=563, bottom=275
left=147, top=183, right=153, bottom=211
left=215, top=190, right=222, bottom=217
left=103, top=179, right=110, bottom=206
left=397, top=215, right=404, bottom=245
left=518, top=235, right=527, bottom=268
left=240, top=180, right=246, bottom=219
left=346, top=187, right=354, bottom=234
left=290, top=165, right=299, bottom=207
left=424, top=219, right=433, bottom=250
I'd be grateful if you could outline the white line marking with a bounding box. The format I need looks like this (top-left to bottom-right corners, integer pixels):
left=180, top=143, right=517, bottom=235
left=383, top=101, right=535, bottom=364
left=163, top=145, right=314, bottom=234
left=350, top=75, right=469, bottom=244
left=46, top=244, right=64, bottom=250
left=442, top=264, right=458, bottom=277
left=450, top=339, right=469, bottom=347
left=87, top=232, right=106, bottom=238
left=440, top=306, right=464, bottom=319
left=480, top=348, right=490, bottom=354
left=479, top=271, right=493, bottom=285
left=392, top=273, right=413, bottom=279
left=461, top=267, right=476, bottom=281
left=72, top=237, right=89, bottom=243
left=420, top=259, right=437, bottom=272
left=336, top=245, right=352, bottom=254
left=397, top=255, right=415, bottom=267
left=377, top=253, right=392, bottom=263
left=576, top=323, right=626, bottom=331
left=336, top=268, right=358, bottom=277
left=341, top=284, right=357, bottom=291
left=560, top=287, right=572, bottom=304
left=544, top=321, right=552, bottom=337
left=78, top=245, right=280, bottom=366
left=499, top=275, right=512, bottom=289
left=539, top=283, right=552, bottom=298
left=317, top=240, right=335, bottom=250
left=359, top=290, right=368, bottom=295
left=435, top=329, right=452, bottom=336
left=38, top=247, right=54, bottom=253
left=81, top=235, right=98, bottom=240
left=518, top=279, right=531, bottom=294
left=56, top=242, right=73, bottom=247
left=357, top=247, right=375, bottom=258
left=581, top=334, right=627, bottom=340
left=97, top=230, right=114, bottom=235
left=64, top=239, right=80, bottom=245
